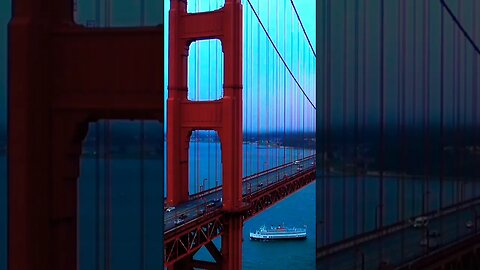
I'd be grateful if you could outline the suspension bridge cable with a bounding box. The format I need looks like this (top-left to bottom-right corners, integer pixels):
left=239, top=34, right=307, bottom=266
left=440, top=0, right=480, bottom=56
left=289, top=0, right=316, bottom=57
left=245, top=0, right=316, bottom=110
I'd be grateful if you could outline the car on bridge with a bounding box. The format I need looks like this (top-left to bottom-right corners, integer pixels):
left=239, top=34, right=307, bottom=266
left=206, top=200, right=218, bottom=208
left=165, top=206, right=175, bottom=212
left=178, top=213, right=188, bottom=219
left=173, top=218, right=185, bottom=225
left=412, top=216, right=429, bottom=228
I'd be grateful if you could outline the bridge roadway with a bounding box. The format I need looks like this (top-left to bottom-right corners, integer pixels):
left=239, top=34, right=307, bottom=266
left=164, top=155, right=316, bottom=232
left=317, top=197, right=480, bottom=270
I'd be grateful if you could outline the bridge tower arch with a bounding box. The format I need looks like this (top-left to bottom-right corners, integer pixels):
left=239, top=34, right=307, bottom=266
left=8, top=1, right=164, bottom=269
left=167, top=0, right=244, bottom=269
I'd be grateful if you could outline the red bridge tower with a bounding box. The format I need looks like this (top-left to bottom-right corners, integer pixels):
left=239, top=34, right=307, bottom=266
left=167, top=0, right=244, bottom=269
left=8, top=0, right=163, bottom=269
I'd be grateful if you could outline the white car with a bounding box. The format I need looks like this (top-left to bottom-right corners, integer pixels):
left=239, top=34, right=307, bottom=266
left=173, top=218, right=185, bottom=225
left=165, top=206, right=175, bottom=212
left=412, top=216, right=429, bottom=228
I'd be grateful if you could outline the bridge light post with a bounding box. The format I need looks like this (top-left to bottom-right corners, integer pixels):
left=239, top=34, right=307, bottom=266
left=203, top=178, right=208, bottom=191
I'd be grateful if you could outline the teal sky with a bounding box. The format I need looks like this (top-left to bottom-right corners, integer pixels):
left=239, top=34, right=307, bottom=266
left=0, top=0, right=10, bottom=131
left=1, top=1, right=316, bottom=133
left=164, top=0, right=317, bottom=132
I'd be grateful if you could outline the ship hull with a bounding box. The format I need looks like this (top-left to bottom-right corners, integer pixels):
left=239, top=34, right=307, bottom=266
left=249, top=232, right=307, bottom=241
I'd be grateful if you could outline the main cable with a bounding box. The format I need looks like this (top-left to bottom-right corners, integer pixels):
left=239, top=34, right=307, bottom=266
left=246, top=0, right=316, bottom=110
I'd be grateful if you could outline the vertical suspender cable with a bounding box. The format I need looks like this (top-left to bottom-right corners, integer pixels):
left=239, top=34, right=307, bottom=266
left=354, top=0, right=359, bottom=236
left=104, top=1, right=111, bottom=268
left=400, top=1, right=407, bottom=220
left=290, top=6, right=294, bottom=163
left=379, top=0, right=385, bottom=229
left=216, top=0, right=219, bottom=186
left=361, top=0, right=367, bottom=233
left=440, top=0, right=445, bottom=238
left=342, top=0, right=347, bottom=239
left=139, top=121, right=145, bottom=270
left=302, top=16, right=306, bottom=159
left=139, top=1, right=145, bottom=268
left=457, top=0, right=462, bottom=236
left=246, top=2, right=251, bottom=175
left=326, top=0, right=331, bottom=245
left=257, top=0, right=260, bottom=174
left=378, top=0, right=385, bottom=260
left=455, top=0, right=460, bottom=205
left=283, top=0, right=287, bottom=164
left=399, top=0, right=406, bottom=260
left=462, top=1, right=467, bottom=202
left=396, top=0, right=401, bottom=224
left=473, top=0, right=478, bottom=198
left=104, top=121, right=111, bottom=270
left=266, top=0, right=269, bottom=171
left=195, top=0, right=200, bottom=193
left=94, top=1, right=100, bottom=269
left=412, top=2, right=416, bottom=216
left=95, top=123, right=100, bottom=270
left=208, top=0, right=211, bottom=190
left=449, top=8, right=458, bottom=204
left=275, top=1, right=279, bottom=170
left=422, top=0, right=428, bottom=214
left=250, top=0, right=253, bottom=176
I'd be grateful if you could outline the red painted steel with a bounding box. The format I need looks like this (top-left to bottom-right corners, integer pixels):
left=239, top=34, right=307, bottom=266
left=167, top=0, right=243, bottom=212
left=167, top=1, right=243, bottom=269
left=8, top=1, right=163, bottom=269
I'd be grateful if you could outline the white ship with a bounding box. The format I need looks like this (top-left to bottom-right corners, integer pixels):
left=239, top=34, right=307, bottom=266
left=249, top=224, right=307, bottom=240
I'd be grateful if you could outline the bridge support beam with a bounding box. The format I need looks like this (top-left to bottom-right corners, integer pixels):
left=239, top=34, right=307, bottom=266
left=167, top=0, right=244, bottom=212
left=8, top=1, right=163, bottom=270
left=221, top=215, right=243, bottom=270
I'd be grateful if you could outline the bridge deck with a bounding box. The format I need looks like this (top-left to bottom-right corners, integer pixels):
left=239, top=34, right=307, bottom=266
left=164, top=155, right=316, bottom=232
left=317, top=198, right=480, bottom=269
